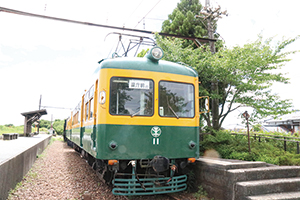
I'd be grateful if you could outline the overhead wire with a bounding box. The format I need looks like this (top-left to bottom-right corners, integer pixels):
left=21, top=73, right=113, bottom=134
left=134, top=0, right=162, bottom=29
left=116, top=0, right=146, bottom=55
left=123, top=0, right=145, bottom=27
left=0, top=6, right=216, bottom=43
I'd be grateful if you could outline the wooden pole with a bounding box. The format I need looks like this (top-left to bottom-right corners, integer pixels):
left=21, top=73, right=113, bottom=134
left=243, top=111, right=251, bottom=153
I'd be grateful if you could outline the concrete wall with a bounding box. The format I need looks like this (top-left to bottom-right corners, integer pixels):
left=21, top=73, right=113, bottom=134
left=0, top=136, right=51, bottom=200
left=195, top=157, right=267, bottom=200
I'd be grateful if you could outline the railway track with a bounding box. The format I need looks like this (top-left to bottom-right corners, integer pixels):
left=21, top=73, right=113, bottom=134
left=9, top=139, right=196, bottom=200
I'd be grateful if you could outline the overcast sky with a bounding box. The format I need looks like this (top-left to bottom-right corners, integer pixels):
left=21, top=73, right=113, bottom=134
left=0, top=0, right=299, bottom=126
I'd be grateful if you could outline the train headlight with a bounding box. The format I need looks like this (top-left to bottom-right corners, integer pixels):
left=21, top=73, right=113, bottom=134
left=189, top=141, right=196, bottom=149
left=146, top=47, right=164, bottom=62
left=109, top=141, right=118, bottom=150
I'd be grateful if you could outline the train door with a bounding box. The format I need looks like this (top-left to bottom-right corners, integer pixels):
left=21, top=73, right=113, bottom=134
left=92, top=80, right=98, bottom=151
left=80, top=94, right=85, bottom=147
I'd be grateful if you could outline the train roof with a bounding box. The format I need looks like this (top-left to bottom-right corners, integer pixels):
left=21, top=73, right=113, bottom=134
left=98, top=57, right=198, bottom=77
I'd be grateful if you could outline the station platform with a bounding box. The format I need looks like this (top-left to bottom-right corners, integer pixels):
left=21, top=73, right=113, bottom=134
left=0, top=134, right=52, bottom=200
left=0, top=134, right=51, bottom=164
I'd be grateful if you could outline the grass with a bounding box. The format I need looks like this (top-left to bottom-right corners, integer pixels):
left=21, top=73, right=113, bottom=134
left=50, top=136, right=64, bottom=143
left=7, top=168, right=40, bottom=199
left=0, top=125, right=24, bottom=135
left=7, top=182, right=23, bottom=199
left=0, top=125, right=49, bottom=135
left=194, top=186, right=211, bottom=200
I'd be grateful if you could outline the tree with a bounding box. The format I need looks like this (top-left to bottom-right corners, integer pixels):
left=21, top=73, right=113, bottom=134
left=4, top=124, right=14, bottom=127
left=161, top=0, right=224, bottom=130
left=53, top=119, right=64, bottom=135
left=137, top=49, right=149, bottom=57
left=156, top=35, right=299, bottom=130
left=39, top=119, right=51, bottom=129
left=161, top=0, right=207, bottom=48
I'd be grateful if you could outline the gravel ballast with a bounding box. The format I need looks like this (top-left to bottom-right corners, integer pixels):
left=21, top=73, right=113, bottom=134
left=8, top=138, right=195, bottom=200
left=8, top=139, right=127, bottom=200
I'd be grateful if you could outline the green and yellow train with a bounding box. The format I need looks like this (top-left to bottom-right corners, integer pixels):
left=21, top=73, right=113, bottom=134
left=64, top=47, right=200, bottom=195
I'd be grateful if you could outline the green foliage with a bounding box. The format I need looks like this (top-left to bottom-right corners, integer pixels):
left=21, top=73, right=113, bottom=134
left=7, top=182, right=23, bottom=199
left=252, top=124, right=262, bottom=132
left=161, top=0, right=207, bottom=48
left=0, top=119, right=63, bottom=135
left=0, top=125, right=24, bottom=135
left=157, top=35, right=299, bottom=129
left=194, top=186, right=208, bottom=200
left=186, top=170, right=197, bottom=192
left=201, top=130, right=300, bottom=166
left=137, top=49, right=149, bottom=57
left=39, top=119, right=51, bottom=129
left=52, top=119, right=64, bottom=135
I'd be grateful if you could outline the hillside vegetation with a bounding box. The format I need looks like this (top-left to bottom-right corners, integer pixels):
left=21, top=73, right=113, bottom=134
left=0, top=119, right=64, bottom=135
left=0, top=125, right=24, bottom=135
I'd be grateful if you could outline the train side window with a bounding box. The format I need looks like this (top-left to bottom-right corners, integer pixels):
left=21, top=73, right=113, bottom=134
left=72, top=114, right=75, bottom=125
left=159, top=81, right=195, bottom=118
left=86, top=102, right=89, bottom=121
left=78, top=101, right=81, bottom=123
left=109, top=77, right=154, bottom=116
left=73, top=112, right=79, bottom=124
left=78, top=108, right=81, bottom=123
left=89, top=98, right=94, bottom=120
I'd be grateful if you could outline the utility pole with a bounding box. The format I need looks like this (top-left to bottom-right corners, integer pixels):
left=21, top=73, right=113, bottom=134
left=243, top=111, right=251, bottom=153
left=39, top=95, right=42, bottom=110
left=196, top=0, right=227, bottom=130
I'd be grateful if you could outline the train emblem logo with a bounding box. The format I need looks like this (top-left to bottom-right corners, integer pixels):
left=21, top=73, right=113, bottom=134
left=151, top=126, right=161, bottom=145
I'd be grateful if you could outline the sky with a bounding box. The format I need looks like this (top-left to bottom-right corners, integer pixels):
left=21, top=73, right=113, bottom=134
left=0, top=0, right=299, bottom=127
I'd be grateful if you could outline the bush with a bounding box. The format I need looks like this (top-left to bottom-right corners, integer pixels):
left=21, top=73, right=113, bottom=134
left=53, top=119, right=64, bottom=135
left=201, top=130, right=300, bottom=166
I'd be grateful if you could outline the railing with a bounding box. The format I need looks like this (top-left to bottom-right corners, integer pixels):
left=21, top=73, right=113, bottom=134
left=230, top=132, right=300, bottom=154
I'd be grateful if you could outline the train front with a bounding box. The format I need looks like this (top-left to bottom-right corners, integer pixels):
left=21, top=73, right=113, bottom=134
left=96, top=47, right=200, bottom=195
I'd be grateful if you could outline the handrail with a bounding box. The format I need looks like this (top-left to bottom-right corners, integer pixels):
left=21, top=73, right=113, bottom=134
left=230, top=132, right=300, bottom=154
left=231, top=132, right=300, bottom=140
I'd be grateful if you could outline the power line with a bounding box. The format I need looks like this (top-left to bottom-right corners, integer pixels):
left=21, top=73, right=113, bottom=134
left=40, top=106, right=72, bottom=110
left=0, top=6, right=216, bottom=43
left=134, top=0, right=162, bottom=29
left=195, top=0, right=228, bottom=130
left=124, top=0, right=145, bottom=26
left=145, top=17, right=165, bottom=21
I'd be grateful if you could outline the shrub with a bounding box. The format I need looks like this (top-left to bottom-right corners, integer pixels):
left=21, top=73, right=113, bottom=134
left=201, top=130, right=300, bottom=166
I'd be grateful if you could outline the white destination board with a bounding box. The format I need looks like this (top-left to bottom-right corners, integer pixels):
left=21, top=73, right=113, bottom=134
left=129, top=80, right=150, bottom=89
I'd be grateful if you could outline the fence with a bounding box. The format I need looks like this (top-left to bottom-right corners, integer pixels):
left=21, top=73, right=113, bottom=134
left=230, top=132, right=300, bottom=154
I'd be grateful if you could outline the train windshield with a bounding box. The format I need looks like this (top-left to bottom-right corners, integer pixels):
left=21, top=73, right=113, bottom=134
left=159, top=81, right=195, bottom=118
left=109, top=77, right=154, bottom=116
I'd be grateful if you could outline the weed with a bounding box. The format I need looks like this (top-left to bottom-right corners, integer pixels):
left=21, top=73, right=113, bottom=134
left=186, top=170, right=197, bottom=192
left=7, top=182, right=23, bottom=199
left=194, top=186, right=209, bottom=200
left=27, top=170, right=38, bottom=179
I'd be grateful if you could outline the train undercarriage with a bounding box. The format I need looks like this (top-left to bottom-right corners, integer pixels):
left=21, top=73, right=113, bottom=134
left=66, top=138, right=192, bottom=196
